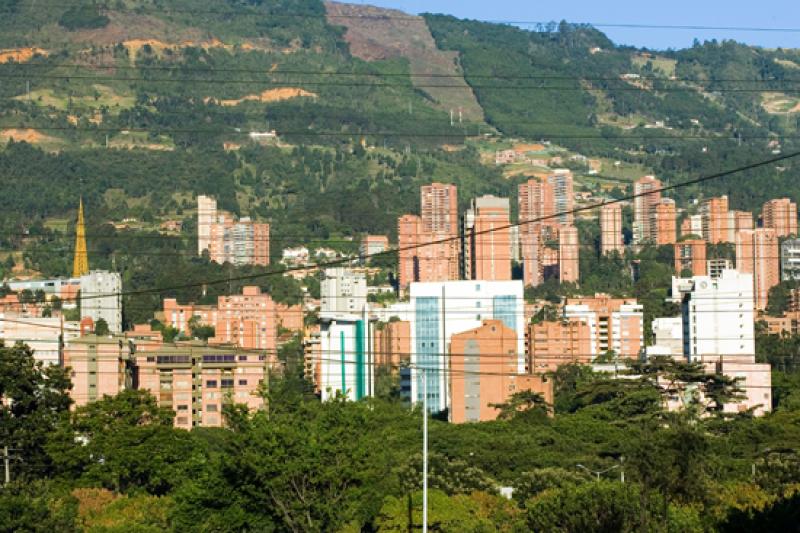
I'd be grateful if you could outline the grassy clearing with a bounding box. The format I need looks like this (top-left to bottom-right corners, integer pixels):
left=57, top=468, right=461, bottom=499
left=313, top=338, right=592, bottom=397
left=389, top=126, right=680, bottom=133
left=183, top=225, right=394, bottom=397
left=15, top=84, right=136, bottom=113
left=632, top=54, right=677, bottom=77
left=762, top=92, right=800, bottom=114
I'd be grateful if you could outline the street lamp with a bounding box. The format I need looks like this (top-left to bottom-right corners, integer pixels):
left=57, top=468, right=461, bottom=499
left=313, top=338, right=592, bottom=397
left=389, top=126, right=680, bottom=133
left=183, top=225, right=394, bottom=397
left=576, top=463, right=623, bottom=482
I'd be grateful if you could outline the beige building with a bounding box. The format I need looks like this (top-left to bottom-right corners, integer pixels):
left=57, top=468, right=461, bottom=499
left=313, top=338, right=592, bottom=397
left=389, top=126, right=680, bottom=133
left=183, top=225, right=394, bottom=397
left=449, top=320, right=552, bottom=424
left=133, top=344, right=271, bottom=430
left=633, top=176, right=662, bottom=245
left=762, top=198, right=797, bottom=238
left=674, top=239, right=707, bottom=277
left=64, top=335, right=132, bottom=407
left=558, top=226, right=580, bottom=284
left=398, top=183, right=460, bottom=290
left=736, top=228, right=780, bottom=310
left=599, top=204, right=624, bottom=256
left=563, top=295, right=644, bottom=359
left=463, top=195, right=512, bottom=281
left=526, top=319, right=592, bottom=373
left=196, top=195, right=270, bottom=266
left=655, top=199, right=677, bottom=245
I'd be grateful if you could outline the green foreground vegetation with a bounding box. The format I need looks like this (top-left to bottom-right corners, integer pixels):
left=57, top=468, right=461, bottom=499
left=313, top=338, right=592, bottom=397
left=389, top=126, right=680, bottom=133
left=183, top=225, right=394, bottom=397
left=2, top=343, right=800, bottom=532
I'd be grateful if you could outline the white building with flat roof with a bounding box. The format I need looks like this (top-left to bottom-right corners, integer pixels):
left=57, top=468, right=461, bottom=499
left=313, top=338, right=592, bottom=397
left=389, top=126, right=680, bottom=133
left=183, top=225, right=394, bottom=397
left=670, top=269, right=755, bottom=359
left=0, top=314, right=80, bottom=366
left=408, top=280, right=525, bottom=413
left=80, top=271, right=122, bottom=333
left=646, top=270, right=771, bottom=416
left=318, top=310, right=374, bottom=402
left=321, top=268, right=367, bottom=315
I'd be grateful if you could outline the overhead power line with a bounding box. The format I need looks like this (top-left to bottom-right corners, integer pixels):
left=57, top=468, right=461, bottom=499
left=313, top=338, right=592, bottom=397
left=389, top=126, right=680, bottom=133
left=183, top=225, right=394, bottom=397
left=4, top=62, right=800, bottom=85
left=5, top=71, right=800, bottom=92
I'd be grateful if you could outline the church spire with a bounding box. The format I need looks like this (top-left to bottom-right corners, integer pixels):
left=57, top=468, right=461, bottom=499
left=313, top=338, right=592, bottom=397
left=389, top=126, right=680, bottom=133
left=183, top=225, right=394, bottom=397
left=72, top=198, right=89, bottom=278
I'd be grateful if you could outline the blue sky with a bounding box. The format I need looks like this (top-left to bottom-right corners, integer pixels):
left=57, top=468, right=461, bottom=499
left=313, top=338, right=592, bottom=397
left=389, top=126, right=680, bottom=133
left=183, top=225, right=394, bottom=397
left=359, top=0, right=800, bottom=50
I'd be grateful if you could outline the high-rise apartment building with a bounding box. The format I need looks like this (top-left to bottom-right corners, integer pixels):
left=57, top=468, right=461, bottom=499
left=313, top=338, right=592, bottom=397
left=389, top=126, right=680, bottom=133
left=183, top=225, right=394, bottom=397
left=599, top=204, right=624, bottom=255
left=421, top=182, right=458, bottom=234
left=462, top=195, right=512, bottom=281
left=547, top=170, right=574, bottom=226
left=736, top=228, right=780, bottom=310
left=196, top=195, right=270, bottom=266
left=518, top=178, right=554, bottom=286
left=408, top=280, right=525, bottom=413
left=762, top=198, right=798, bottom=238
left=781, top=238, right=800, bottom=281
left=450, top=320, right=552, bottom=423
left=672, top=270, right=757, bottom=357
left=563, top=294, right=644, bottom=359
left=558, top=225, right=580, bottom=284
left=321, top=268, right=368, bottom=314
left=633, top=176, right=662, bottom=245
left=526, top=319, right=592, bottom=373
left=80, top=270, right=123, bottom=333
left=680, top=214, right=703, bottom=238
left=726, top=210, right=753, bottom=243
left=674, top=239, right=707, bottom=277
left=655, top=199, right=677, bottom=245
left=701, top=195, right=730, bottom=244
left=398, top=184, right=460, bottom=290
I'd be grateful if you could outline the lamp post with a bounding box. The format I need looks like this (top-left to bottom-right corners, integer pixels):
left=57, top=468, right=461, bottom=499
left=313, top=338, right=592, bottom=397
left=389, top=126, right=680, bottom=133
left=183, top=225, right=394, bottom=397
left=422, top=367, right=428, bottom=533
left=577, top=463, right=622, bottom=482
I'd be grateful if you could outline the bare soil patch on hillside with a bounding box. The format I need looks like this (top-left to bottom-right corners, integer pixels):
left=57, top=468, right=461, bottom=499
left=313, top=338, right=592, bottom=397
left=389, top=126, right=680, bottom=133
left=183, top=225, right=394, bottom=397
left=325, top=1, right=484, bottom=121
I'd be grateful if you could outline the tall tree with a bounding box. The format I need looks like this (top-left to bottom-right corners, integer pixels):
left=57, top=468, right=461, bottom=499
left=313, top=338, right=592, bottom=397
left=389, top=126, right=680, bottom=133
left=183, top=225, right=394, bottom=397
left=0, top=343, right=72, bottom=481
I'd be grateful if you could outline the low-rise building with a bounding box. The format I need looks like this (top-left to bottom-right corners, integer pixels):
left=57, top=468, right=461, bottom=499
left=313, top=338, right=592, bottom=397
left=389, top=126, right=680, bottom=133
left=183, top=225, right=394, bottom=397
left=563, top=294, right=644, bottom=359
left=64, top=335, right=132, bottom=407
left=133, top=344, right=271, bottom=430
left=450, top=320, right=552, bottom=423
left=526, top=319, right=592, bottom=373
left=0, top=314, right=80, bottom=366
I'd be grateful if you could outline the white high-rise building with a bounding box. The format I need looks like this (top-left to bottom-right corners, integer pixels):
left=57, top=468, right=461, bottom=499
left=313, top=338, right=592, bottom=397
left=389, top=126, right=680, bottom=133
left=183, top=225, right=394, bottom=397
left=664, top=269, right=771, bottom=416
left=321, top=268, right=368, bottom=315
left=318, top=309, right=374, bottom=402
left=197, top=195, right=217, bottom=256
left=670, top=269, right=755, bottom=360
left=80, top=270, right=122, bottom=333
left=408, top=280, right=525, bottom=413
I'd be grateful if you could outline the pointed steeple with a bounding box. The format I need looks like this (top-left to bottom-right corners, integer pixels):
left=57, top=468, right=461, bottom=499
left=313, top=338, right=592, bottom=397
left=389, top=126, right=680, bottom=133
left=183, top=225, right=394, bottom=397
left=72, top=198, right=89, bottom=278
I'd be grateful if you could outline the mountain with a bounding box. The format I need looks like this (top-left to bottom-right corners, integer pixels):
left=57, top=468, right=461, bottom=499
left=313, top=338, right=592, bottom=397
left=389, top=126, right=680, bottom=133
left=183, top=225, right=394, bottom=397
left=0, top=0, right=799, bottom=249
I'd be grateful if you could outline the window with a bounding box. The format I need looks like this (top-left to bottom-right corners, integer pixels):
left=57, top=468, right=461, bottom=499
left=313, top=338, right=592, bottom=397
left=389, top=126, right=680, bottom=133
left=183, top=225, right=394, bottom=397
left=205, top=380, right=217, bottom=388
left=239, top=379, right=247, bottom=386
left=206, top=404, right=218, bottom=412
left=238, top=355, right=247, bottom=361
left=221, top=379, right=234, bottom=388
left=177, top=405, right=188, bottom=411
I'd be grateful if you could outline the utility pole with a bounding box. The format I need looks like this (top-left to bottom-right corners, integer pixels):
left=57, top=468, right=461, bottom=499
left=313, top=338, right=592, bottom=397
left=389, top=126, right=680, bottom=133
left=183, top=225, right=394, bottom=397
left=422, top=368, right=428, bottom=533
left=3, top=445, right=10, bottom=485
